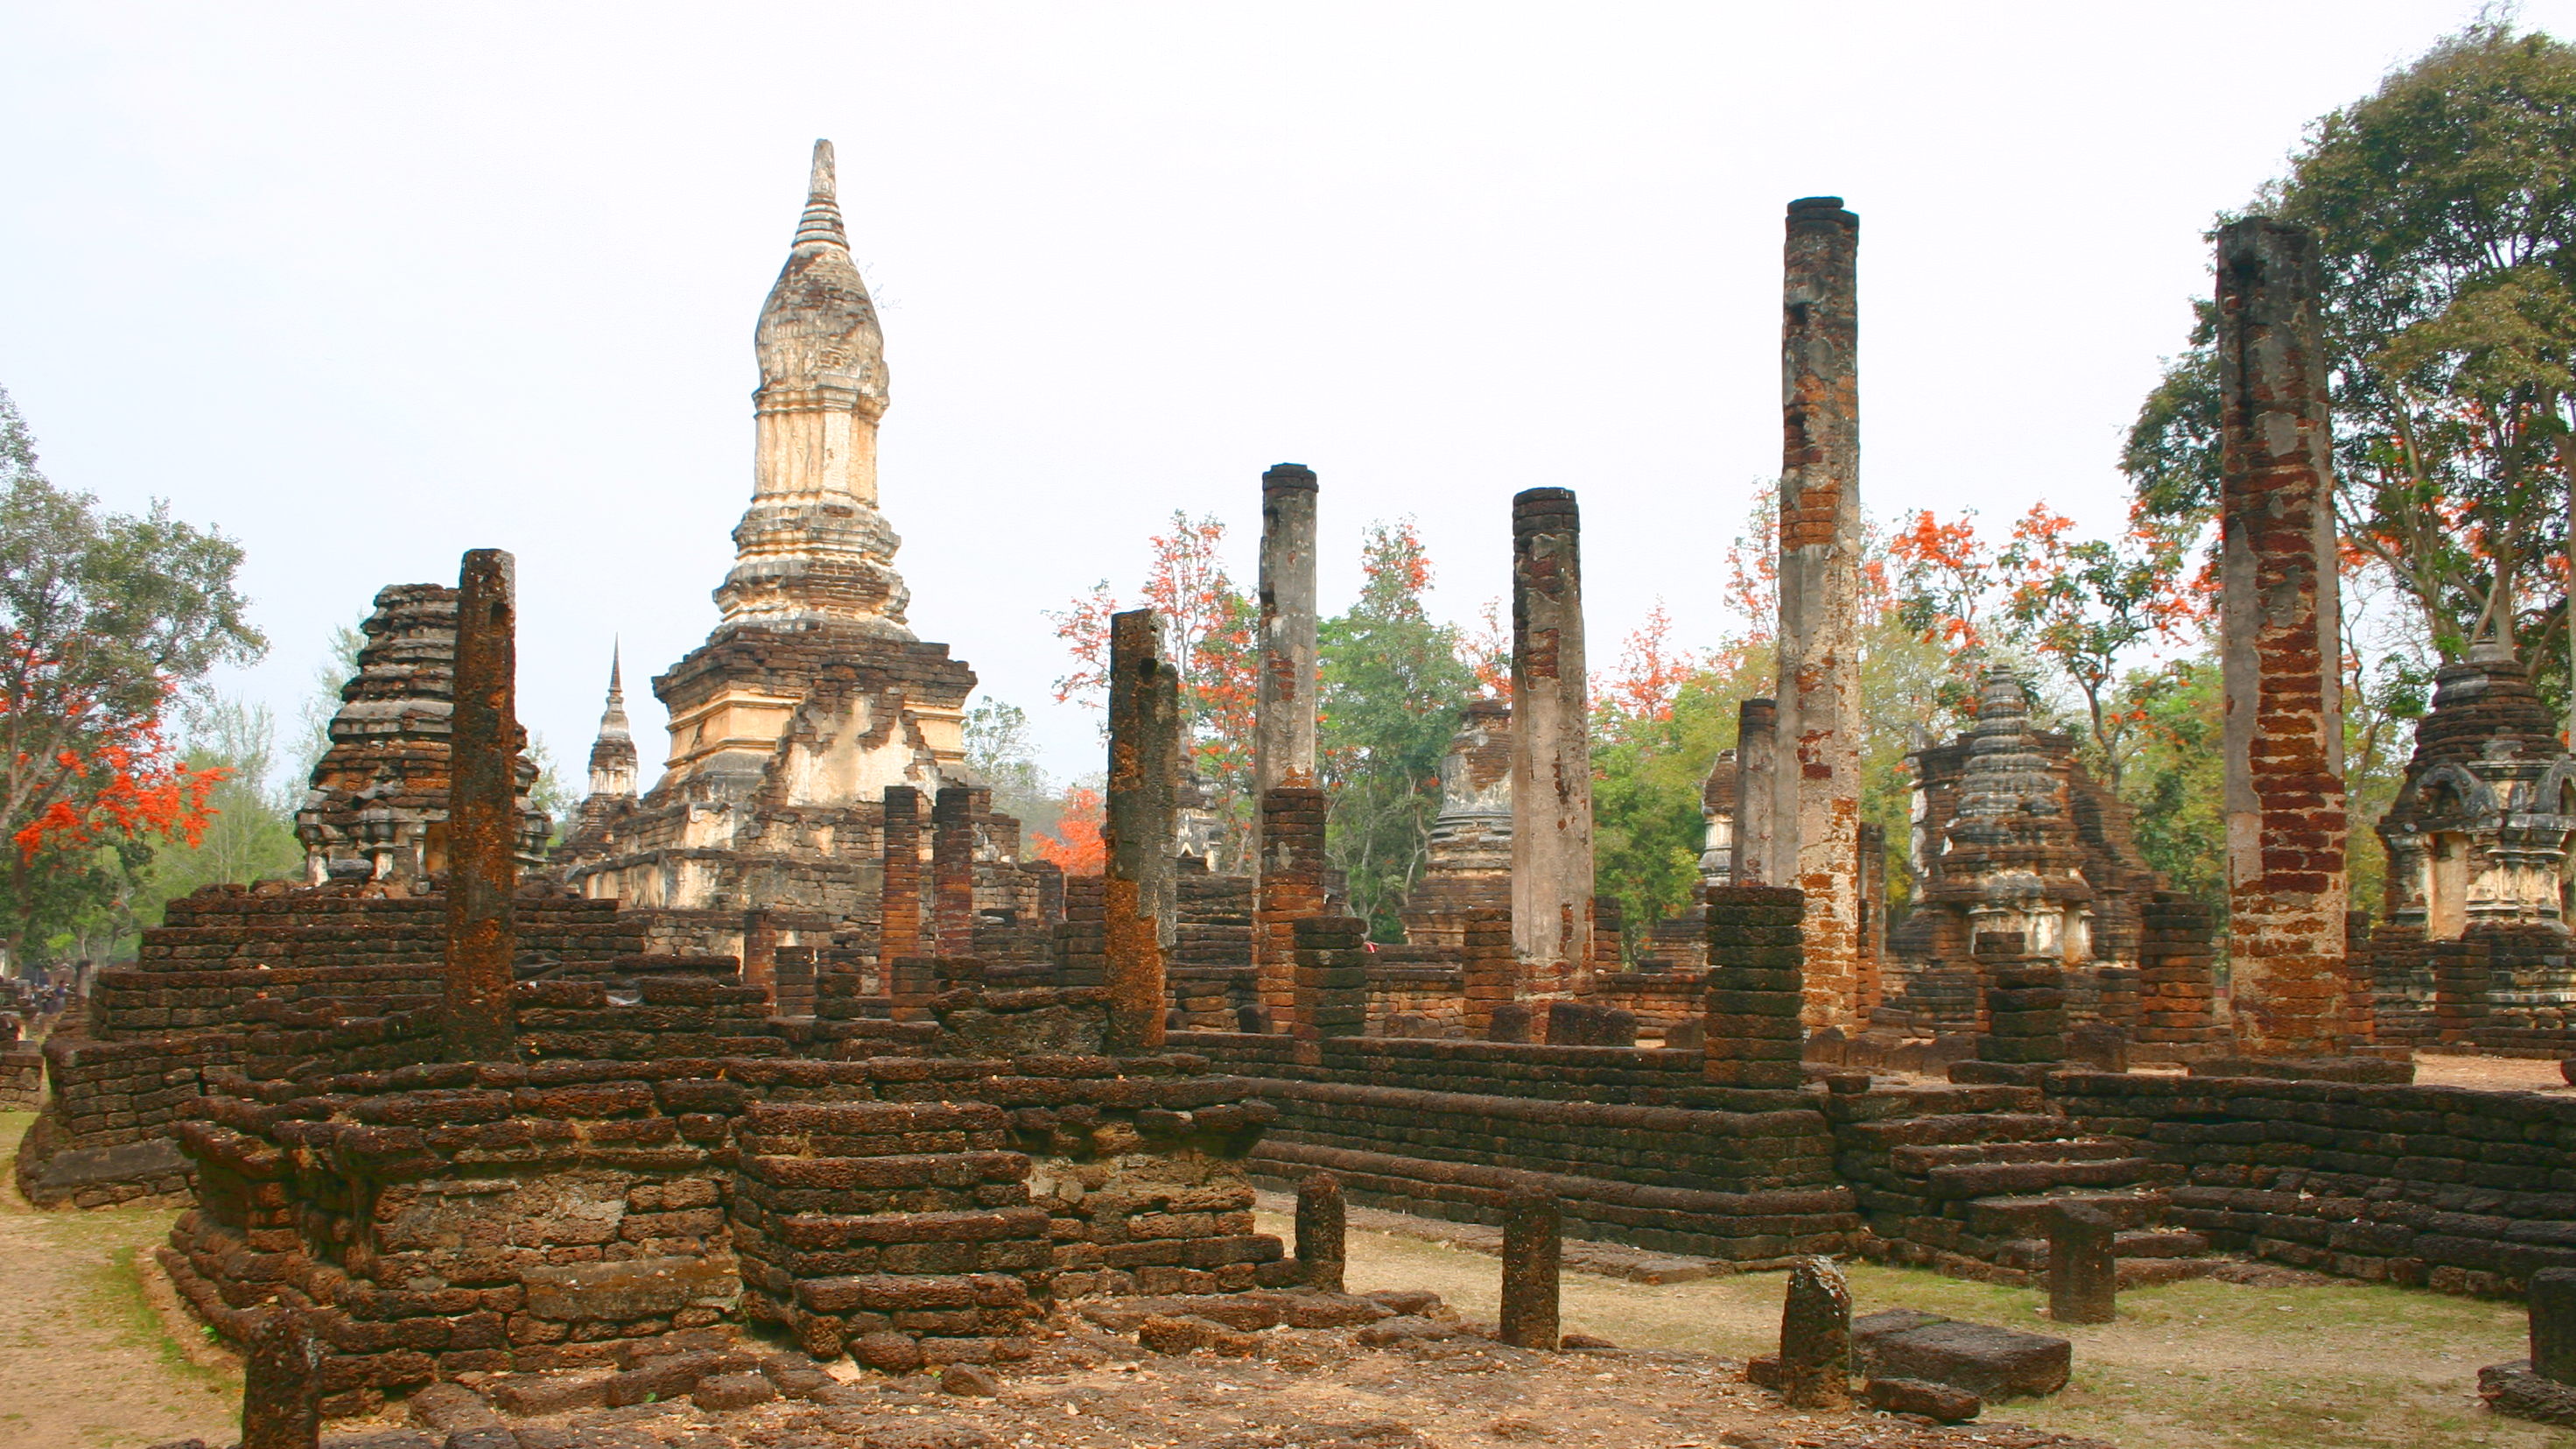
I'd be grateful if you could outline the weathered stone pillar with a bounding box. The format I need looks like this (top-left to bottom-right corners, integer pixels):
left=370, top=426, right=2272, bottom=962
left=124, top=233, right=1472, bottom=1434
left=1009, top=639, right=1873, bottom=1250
left=1499, top=1185, right=1562, bottom=1350
left=1255, top=785, right=1328, bottom=1030
left=1105, top=608, right=1181, bottom=1052
left=880, top=785, right=926, bottom=969
left=1779, top=1256, right=1852, bottom=1409
left=444, top=548, right=519, bottom=1063
left=1736, top=699, right=1777, bottom=887
left=1296, top=1171, right=1347, bottom=1294
left=1255, top=463, right=1320, bottom=803
left=1774, top=196, right=1864, bottom=1033
left=931, top=784, right=982, bottom=956
left=1510, top=487, right=1593, bottom=985
left=2216, top=217, right=2348, bottom=1058
left=2047, top=1202, right=2117, bottom=1325
left=242, top=1306, right=321, bottom=1449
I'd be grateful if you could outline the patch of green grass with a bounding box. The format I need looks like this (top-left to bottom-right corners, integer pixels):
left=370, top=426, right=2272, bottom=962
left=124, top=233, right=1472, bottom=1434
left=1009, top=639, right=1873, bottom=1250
left=88, top=1244, right=232, bottom=1392
left=0, top=1108, right=33, bottom=1186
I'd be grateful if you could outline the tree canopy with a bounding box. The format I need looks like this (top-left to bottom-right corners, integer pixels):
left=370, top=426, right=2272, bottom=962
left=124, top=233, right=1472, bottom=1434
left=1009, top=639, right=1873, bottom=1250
left=2127, top=20, right=2576, bottom=678
left=0, top=385, right=264, bottom=966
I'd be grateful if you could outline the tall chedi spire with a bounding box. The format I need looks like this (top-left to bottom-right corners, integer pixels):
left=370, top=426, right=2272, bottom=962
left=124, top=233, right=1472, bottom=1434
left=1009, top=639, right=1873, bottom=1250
left=714, top=139, right=912, bottom=635
left=586, top=644, right=637, bottom=801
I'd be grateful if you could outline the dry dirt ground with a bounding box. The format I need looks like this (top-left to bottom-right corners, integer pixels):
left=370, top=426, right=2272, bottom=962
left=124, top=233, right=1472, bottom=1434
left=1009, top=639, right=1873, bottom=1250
left=2411, top=1055, right=2576, bottom=1094
left=0, top=1109, right=240, bottom=1449
left=4, top=1109, right=2572, bottom=1449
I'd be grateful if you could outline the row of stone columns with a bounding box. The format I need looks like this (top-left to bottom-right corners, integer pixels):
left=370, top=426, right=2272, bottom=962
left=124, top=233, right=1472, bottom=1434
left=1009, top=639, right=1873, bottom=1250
left=1085, top=204, right=2364, bottom=1062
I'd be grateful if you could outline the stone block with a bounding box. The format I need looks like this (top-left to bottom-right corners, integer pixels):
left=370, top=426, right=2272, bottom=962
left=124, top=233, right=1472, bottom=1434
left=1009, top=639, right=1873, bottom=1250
left=1863, top=1375, right=1981, bottom=1422
left=520, top=1255, right=740, bottom=1322
left=1857, top=1315, right=2069, bottom=1400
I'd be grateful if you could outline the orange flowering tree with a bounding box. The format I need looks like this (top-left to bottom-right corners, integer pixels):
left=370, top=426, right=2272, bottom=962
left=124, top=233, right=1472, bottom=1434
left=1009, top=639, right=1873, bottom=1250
left=1029, top=784, right=1106, bottom=875
left=0, top=386, right=263, bottom=966
left=1049, top=511, right=1260, bottom=862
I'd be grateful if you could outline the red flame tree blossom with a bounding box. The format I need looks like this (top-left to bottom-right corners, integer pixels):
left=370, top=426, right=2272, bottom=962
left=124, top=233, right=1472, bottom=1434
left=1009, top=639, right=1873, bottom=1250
left=0, top=387, right=263, bottom=963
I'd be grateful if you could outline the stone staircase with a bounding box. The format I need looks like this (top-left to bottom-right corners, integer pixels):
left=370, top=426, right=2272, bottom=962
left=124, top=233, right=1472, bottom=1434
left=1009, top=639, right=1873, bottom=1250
left=1828, top=1080, right=2216, bottom=1286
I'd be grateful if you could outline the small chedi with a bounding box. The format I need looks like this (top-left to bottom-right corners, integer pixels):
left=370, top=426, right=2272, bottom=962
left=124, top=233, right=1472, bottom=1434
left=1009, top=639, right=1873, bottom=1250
left=23, top=158, right=2576, bottom=1449
left=1871, top=666, right=2159, bottom=1051
left=2369, top=645, right=2576, bottom=1051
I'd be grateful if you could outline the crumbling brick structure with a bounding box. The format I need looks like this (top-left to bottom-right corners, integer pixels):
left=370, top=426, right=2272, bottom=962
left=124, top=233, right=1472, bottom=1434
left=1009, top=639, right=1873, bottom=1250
left=1878, top=668, right=2159, bottom=1043
left=295, top=583, right=550, bottom=883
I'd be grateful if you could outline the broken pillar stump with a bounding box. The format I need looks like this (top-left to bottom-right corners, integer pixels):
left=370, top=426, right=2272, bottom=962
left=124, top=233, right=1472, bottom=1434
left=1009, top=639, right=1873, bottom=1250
left=242, top=1306, right=322, bottom=1449
left=2537, top=1268, right=2576, bottom=1384
left=2046, top=1202, right=2117, bottom=1325
left=2484, top=1268, right=2576, bottom=1425
left=1297, top=1171, right=1347, bottom=1293
left=1499, top=1185, right=1561, bottom=1350
left=1779, top=1256, right=1853, bottom=1410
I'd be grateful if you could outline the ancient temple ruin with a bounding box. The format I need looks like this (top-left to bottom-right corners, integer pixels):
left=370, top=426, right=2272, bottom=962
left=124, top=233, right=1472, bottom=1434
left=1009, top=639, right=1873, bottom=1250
left=25, top=155, right=2576, bottom=1449
left=553, top=140, right=1050, bottom=967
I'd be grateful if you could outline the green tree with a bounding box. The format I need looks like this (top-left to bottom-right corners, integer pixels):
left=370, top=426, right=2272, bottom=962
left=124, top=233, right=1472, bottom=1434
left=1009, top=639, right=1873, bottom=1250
left=291, top=618, right=365, bottom=789
left=1318, top=520, right=1476, bottom=940
left=2115, top=658, right=2228, bottom=927
left=0, top=385, right=263, bottom=970
left=2126, top=20, right=2576, bottom=688
left=125, top=699, right=304, bottom=946
left=964, top=698, right=1062, bottom=845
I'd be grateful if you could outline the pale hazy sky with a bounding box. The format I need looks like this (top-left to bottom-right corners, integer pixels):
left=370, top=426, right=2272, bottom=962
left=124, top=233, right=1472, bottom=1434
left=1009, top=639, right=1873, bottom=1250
left=1, top=3, right=2556, bottom=790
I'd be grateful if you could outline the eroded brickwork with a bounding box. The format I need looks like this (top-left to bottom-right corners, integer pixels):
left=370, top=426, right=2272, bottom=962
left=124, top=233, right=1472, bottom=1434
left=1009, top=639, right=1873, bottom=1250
left=1509, top=489, right=1593, bottom=982
left=1774, top=198, right=1864, bottom=1031
left=2215, top=217, right=2349, bottom=1057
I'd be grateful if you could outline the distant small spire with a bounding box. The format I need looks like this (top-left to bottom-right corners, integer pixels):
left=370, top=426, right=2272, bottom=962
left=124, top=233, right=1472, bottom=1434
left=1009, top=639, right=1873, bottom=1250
left=597, top=642, right=631, bottom=742
left=792, top=138, right=847, bottom=250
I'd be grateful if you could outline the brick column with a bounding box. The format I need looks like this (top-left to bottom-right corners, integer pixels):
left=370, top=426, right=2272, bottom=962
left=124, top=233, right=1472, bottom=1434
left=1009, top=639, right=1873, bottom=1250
left=1976, top=958, right=2068, bottom=1073
left=880, top=785, right=926, bottom=966
left=741, top=909, right=778, bottom=1004
left=1105, top=608, right=1181, bottom=1052
left=1289, top=915, right=1369, bottom=1045
left=2133, top=891, right=2221, bottom=1055
left=443, top=547, right=519, bottom=1062
left=1255, top=463, right=1320, bottom=811
left=2216, top=217, right=2348, bottom=1058
left=931, top=784, right=983, bottom=956
left=1702, top=885, right=1804, bottom=1089
left=1774, top=196, right=1864, bottom=1033
left=1735, top=698, right=1777, bottom=886
left=1459, top=907, right=1516, bottom=1038
left=1055, top=873, right=1106, bottom=988
left=1510, top=487, right=1594, bottom=985
left=2432, top=936, right=2493, bottom=1045
left=1255, top=785, right=1328, bottom=1031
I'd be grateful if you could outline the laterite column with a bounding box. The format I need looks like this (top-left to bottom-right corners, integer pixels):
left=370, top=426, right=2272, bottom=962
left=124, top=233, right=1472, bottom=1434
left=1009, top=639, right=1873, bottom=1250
left=2216, top=217, right=2348, bottom=1058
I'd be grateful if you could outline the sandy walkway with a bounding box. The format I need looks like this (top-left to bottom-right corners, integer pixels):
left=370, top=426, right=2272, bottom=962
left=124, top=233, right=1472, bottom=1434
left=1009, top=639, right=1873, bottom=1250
left=0, top=1111, right=238, bottom=1449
